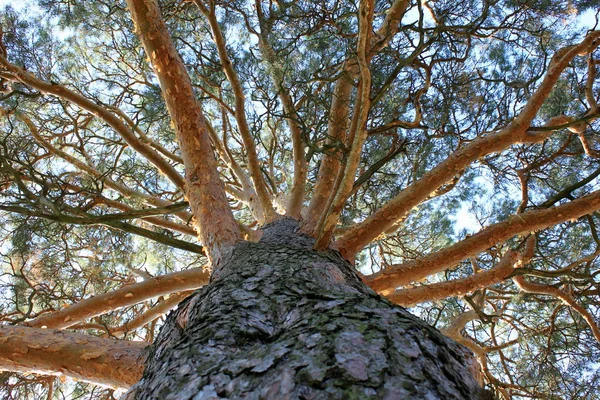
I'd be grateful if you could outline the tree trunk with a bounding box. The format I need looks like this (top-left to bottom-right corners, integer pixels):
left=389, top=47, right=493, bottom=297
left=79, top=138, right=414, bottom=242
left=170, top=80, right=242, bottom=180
left=126, top=219, right=485, bottom=399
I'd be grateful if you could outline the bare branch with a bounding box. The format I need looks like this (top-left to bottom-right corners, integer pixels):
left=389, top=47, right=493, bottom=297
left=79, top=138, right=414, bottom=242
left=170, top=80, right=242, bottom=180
left=126, top=0, right=242, bottom=262
left=367, top=189, right=600, bottom=293
left=26, top=267, right=208, bottom=329
left=336, top=31, right=600, bottom=256
left=0, top=326, right=146, bottom=389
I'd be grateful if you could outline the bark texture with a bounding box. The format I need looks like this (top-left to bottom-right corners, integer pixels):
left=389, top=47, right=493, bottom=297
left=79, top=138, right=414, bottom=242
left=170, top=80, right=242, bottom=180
left=127, top=219, right=485, bottom=399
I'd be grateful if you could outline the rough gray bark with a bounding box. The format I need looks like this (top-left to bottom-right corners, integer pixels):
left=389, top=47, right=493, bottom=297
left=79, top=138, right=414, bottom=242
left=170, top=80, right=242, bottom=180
left=127, top=219, right=486, bottom=399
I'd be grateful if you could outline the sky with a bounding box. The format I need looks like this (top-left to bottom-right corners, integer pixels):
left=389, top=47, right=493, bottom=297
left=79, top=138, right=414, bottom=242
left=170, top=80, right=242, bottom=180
left=0, top=0, right=29, bottom=11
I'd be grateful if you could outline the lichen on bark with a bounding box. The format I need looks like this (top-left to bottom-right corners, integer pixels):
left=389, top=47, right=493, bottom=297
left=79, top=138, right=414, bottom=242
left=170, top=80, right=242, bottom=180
left=127, top=219, right=485, bottom=399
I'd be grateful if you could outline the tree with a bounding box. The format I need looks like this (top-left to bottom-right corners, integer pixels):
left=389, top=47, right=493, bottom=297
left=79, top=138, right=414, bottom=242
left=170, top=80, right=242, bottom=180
left=0, top=0, right=599, bottom=398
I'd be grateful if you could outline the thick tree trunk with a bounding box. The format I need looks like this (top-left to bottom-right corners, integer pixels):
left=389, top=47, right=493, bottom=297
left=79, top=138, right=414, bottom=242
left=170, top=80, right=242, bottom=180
left=126, top=219, right=485, bottom=399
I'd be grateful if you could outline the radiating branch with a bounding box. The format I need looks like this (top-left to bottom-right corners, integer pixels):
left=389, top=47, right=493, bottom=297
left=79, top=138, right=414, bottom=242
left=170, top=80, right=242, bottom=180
left=26, top=267, right=208, bottom=329
left=314, top=0, right=375, bottom=248
left=367, top=189, right=600, bottom=293
left=126, top=0, right=242, bottom=262
left=195, top=0, right=278, bottom=223
left=0, top=326, right=146, bottom=389
left=0, top=56, right=186, bottom=191
left=336, top=31, right=600, bottom=256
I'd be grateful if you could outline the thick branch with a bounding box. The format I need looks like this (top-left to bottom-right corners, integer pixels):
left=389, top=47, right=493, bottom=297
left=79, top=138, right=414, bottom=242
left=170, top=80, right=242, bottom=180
left=372, top=0, right=410, bottom=53
left=0, top=326, right=146, bottom=389
left=367, top=188, right=600, bottom=293
left=126, top=0, right=242, bottom=261
left=336, top=31, right=600, bottom=256
left=305, top=1, right=410, bottom=234
left=388, top=250, right=521, bottom=306
left=303, top=72, right=353, bottom=234
left=314, top=0, right=374, bottom=248
left=27, top=267, right=208, bottom=329
left=440, top=310, right=487, bottom=387
left=204, top=118, right=263, bottom=221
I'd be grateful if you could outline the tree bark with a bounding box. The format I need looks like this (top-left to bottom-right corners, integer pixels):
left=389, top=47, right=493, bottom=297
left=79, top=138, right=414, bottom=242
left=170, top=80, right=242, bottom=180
left=126, top=219, right=485, bottom=399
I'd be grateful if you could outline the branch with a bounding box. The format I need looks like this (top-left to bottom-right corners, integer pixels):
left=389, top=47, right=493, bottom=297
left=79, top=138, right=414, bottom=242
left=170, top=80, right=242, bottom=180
left=440, top=309, right=487, bottom=387
left=306, top=0, right=410, bottom=229
left=0, top=106, right=195, bottom=225
left=26, top=267, right=208, bottom=329
left=255, top=1, right=307, bottom=218
left=367, top=188, right=600, bottom=293
left=372, top=0, right=410, bottom=53
left=513, top=276, right=600, bottom=343
left=126, top=0, right=242, bottom=262
left=303, top=72, right=353, bottom=234
left=314, top=0, right=375, bottom=248
left=388, top=250, right=521, bottom=306
left=110, top=291, right=191, bottom=337
left=336, top=31, right=600, bottom=256
left=0, top=57, right=185, bottom=191
left=351, top=141, right=406, bottom=194
left=1, top=202, right=190, bottom=223
left=0, top=205, right=206, bottom=255
left=305, top=1, right=411, bottom=229
left=107, top=105, right=184, bottom=164
left=586, top=54, right=598, bottom=112
left=98, top=197, right=196, bottom=236
left=195, top=0, right=278, bottom=223
left=0, top=326, right=146, bottom=389
left=205, top=112, right=264, bottom=223
left=540, top=164, right=600, bottom=208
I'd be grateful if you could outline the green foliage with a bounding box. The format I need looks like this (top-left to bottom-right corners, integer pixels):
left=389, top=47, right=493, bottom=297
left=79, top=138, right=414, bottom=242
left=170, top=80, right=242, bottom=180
left=0, top=0, right=599, bottom=398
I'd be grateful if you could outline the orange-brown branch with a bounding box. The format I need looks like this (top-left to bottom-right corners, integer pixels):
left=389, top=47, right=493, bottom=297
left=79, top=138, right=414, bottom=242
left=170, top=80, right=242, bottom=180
left=27, top=268, right=208, bottom=329
left=111, top=291, right=192, bottom=337
left=314, top=0, right=374, bottom=248
left=196, top=0, right=278, bottom=223
left=126, top=0, right=242, bottom=261
left=305, top=0, right=409, bottom=235
left=388, top=251, right=521, bottom=306
left=254, top=4, right=307, bottom=218
left=336, top=31, right=600, bottom=256
left=0, top=326, right=146, bottom=389
left=367, top=189, right=600, bottom=293
left=303, top=72, right=353, bottom=234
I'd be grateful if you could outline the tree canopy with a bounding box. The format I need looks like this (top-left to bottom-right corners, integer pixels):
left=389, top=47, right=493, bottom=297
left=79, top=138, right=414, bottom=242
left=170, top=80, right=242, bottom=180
left=0, top=0, right=599, bottom=398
